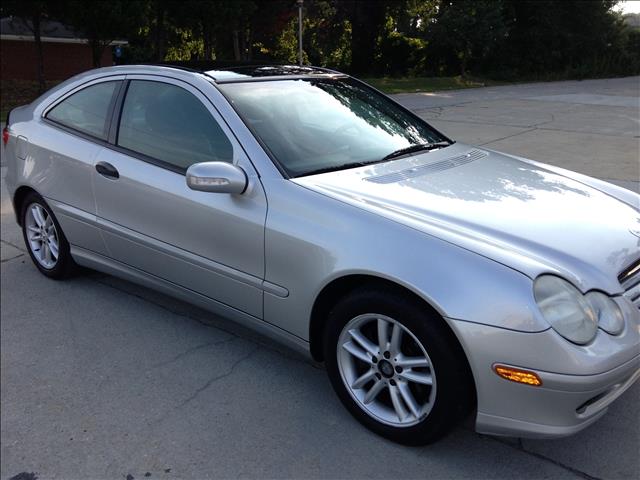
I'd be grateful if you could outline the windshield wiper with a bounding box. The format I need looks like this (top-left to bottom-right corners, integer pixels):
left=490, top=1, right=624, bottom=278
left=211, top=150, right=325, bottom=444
left=296, top=141, right=453, bottom=177
left=381, top=141, right=452, bottom=162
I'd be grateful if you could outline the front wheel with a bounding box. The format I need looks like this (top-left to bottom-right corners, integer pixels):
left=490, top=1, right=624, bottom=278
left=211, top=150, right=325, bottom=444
left=324, top=288, right=474, bottom=445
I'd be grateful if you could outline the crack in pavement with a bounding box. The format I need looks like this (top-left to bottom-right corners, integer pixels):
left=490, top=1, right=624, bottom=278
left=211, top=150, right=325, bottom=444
left=479, top=127, right=538, bottom=146
left=175, top=346, right=259, bottom=409
left=106, top=347, right=261, bottom=474
left=1, top=239, right=26, bottom=252
left=147, top=336, right=237, bottom=371
left=415, top=101, right=639, bottom=140
left=529, top=112, right=557, bottom=128
left=148, top=346, right=261, bottom=428
left=1, top=240, right=26, bottom=263
left=1, top=253, right=24, bottom=263
left=410, top=99, right=476, bottom=112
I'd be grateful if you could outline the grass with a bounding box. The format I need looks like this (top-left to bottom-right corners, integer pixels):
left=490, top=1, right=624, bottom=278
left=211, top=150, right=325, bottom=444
left=362, top=76, right=498, bottom=94
left=1, top=80, right=60, bottom=122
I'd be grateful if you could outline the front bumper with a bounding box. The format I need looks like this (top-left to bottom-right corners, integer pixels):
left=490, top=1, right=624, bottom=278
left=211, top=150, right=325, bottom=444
left=450, top=317, right=640, bottom=439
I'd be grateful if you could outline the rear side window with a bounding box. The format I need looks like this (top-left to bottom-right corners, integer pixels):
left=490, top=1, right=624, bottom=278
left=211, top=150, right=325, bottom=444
left=117, top=80, right=233, bottom=170
left=46, top=81, right=119, bottom=140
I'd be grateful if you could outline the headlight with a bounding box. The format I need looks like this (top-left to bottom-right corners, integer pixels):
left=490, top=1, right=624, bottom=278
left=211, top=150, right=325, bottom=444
left=586, top=292, right=624, bottom=335
left=533, top=275, right=598, bottom=345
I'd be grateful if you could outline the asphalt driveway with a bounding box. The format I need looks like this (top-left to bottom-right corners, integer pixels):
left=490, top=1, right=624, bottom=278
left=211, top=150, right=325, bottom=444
left=1, top=76, right=639, bottom=480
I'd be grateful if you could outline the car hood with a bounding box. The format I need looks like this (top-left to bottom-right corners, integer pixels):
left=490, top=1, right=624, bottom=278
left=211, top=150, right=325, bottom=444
left=293, top=143, right=640, bottom=294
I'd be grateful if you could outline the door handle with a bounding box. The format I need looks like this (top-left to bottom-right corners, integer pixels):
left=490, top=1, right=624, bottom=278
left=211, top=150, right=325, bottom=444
left=95, top=161, right=119, bottom=179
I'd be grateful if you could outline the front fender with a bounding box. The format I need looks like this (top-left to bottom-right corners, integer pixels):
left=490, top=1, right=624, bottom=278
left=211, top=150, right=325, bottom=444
left=262, top=178, right=548, bottom=341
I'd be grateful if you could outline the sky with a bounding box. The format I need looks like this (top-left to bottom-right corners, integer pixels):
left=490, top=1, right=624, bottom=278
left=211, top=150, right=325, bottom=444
left=616, top=0, right=640, bottom=14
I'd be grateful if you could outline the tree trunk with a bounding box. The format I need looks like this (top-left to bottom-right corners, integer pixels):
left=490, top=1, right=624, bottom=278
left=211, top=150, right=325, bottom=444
left=233, top=30, right=241, bottom=60
left=348, top=0, right=387, bottom=75
left=239, top=30, right=247, bottom=60
left=89, top=38, right=111, bottom=68
left=32, top=15, right=45, bottom=94
left=246, top=28, right=252, bottom=61
left=90, top=39, right=106, bottom=68
left=203, top=24, right=213, bottom=60
left=153, top=3, right=166, bottom=62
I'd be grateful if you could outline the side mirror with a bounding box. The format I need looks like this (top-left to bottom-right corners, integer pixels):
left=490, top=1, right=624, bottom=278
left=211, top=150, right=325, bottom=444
left=186, top=162, right=247, bottom=194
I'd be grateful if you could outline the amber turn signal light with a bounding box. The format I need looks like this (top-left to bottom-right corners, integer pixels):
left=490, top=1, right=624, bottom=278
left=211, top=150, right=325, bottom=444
left=493, top=365, right=542, bottom=386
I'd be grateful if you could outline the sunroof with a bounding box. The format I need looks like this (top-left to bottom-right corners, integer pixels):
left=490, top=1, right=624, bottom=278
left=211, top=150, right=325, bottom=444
left=205, top=65, right=335, bottom=82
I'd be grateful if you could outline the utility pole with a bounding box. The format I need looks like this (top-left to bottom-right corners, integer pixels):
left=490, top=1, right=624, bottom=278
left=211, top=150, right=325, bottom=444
left=297, top=0, right=304, bottom=66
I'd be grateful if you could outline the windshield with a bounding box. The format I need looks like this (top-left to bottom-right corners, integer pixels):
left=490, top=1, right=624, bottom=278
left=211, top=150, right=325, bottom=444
left=218, top=78, right=449, bottom=177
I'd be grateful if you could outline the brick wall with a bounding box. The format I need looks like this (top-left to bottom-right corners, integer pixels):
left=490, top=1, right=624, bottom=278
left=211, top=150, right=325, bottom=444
left=0, top=40, right=113, bottom=81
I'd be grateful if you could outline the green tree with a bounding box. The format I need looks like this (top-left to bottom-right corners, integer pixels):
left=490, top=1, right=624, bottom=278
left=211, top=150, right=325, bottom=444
left=173, top=0, right=256, bottom=61
left=502, top=0, right=625, bottom=78
left=147, top=0, right=178, bottom=62
left=376, top=0, right=437, bottom=76
left=60, top=0, right=145, bottom=67
left=250, top=0, right=296, bottom=62
left=341, top=0, right=389, bottom=74
left=293, top=0, right=351, bottom=68
left=428, top=0, right=508, bottom=76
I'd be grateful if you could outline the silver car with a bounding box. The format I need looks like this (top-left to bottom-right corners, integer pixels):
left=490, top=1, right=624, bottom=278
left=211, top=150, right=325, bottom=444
left=3, top=65, right=639, bottom=445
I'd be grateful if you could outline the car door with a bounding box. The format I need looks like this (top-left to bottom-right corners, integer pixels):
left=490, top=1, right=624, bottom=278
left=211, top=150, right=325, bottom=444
left=92, top=75, right=267, bottom=318
left=37, top=77, right=125, bottom=256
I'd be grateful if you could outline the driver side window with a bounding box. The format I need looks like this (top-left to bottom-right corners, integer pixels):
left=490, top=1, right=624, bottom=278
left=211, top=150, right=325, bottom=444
left=117, top=80, right=233, bottom=170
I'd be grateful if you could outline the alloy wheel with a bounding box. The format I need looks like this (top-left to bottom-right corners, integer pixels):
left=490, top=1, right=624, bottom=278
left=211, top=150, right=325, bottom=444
left=25, top=203, right=60, bottom=269
left=337, top=313, right=437, bottom=427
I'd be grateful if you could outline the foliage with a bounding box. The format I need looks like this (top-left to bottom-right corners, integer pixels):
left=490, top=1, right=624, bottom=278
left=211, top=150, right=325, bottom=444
left=58, top=0, right=146, bottom=67
left=273, top=16, right=301, bottom=64
left=495, top=0, right=634, bottom=79
left=1, top=0, right=638, bottom=81
left=303, top=0, right=352, bottom=70
left=427, top=0, right=509, bottom=76
left=377, top=32, right=427, bottom=76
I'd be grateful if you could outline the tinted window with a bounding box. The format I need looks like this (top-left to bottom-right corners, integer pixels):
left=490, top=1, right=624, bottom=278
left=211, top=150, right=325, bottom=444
left=118, top=80, right=233, bottom=169
left=47, top=81, right=119, bottom=140
left=220, top=78, right=446, bottom=177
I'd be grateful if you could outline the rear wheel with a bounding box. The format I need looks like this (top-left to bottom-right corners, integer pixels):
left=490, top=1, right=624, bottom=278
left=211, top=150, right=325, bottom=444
left=324, top=288, right=474, bottom=445
left=21, top=192, right=75, bottom=279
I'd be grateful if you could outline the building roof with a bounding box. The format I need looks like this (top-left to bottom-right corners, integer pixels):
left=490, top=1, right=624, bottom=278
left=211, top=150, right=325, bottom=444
left=0, top=16, right=127, bottom=45
left=1, top=16, right=77, bottom=38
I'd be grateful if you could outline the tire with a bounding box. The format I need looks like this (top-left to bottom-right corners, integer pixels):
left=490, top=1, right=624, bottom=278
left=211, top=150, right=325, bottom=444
left=21, top=192, right=76, bottom=279
left=323, top=287, right=474, bottom=445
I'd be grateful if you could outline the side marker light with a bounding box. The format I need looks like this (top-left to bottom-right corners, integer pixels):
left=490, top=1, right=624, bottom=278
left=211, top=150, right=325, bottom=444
left=493, top=365, right=542, bottom=386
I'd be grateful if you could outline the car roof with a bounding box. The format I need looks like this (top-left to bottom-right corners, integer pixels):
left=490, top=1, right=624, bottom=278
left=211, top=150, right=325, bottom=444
left=203, top=65, right=344, bottom=83
left=57, top=64, right=348, bottom=90
left=146, top=63, right=346, bottom=83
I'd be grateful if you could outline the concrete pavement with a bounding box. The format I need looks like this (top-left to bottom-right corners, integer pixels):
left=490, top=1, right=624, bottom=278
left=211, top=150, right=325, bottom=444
left=1, top=77, right=639, bottom=480
left=394, top=76, right=640, bottom=191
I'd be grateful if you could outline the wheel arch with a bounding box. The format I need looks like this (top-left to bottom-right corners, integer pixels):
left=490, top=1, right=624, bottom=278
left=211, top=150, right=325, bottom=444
left=309, top=273, right=477, bottom=413
left=12, top=185, right=38, bottom=226
left=309, top=274, right=470, bottom=371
